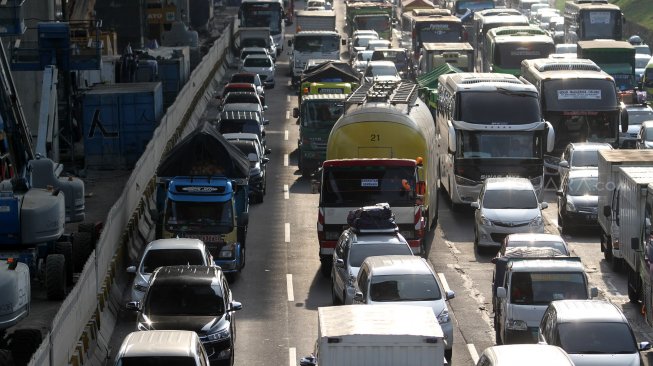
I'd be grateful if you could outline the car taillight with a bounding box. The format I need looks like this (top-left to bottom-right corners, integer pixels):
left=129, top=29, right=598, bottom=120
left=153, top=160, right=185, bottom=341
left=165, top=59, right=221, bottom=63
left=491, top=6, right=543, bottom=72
left=317, top=207, right=325, bottom=241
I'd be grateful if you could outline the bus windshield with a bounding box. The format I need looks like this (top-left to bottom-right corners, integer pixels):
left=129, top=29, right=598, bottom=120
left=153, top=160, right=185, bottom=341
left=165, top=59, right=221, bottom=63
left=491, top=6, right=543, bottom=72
left=494, top=42, right=554, bottom=69
left=458, top=91, right=540, bottom=124
left=580, top=10, right=620, bottom=40
left=416, top=22, right=463, bottom=44
left=302, top=101, right=344, bottom=128
left=321, top=166, right=417, bottom=206
left=294, top=35, right=340, bottom=53
left=240, top=2, right=282, bottom=35
left=458, top=131, right=542, bottom=159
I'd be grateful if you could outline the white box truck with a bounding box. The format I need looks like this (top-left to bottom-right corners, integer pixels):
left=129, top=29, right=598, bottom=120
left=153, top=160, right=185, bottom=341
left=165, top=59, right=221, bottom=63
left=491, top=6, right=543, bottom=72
left=612, top=167, right=653, bottom=308
left=295, top=10, right=337, bottom=32
left=597, top=150, right=653, bottom=268
left=301, top=305, right=446, bottom=366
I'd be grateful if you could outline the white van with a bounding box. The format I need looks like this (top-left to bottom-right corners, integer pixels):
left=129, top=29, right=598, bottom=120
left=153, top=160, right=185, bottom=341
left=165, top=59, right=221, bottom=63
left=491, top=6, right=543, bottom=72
left=114, top=330, right=211, bottom=365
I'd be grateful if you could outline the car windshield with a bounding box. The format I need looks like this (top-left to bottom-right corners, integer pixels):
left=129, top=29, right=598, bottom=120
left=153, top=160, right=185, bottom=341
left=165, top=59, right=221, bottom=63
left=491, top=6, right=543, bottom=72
left=231, top=74, right=256, bottom=84
left=567, top=176, right=598, bottom=196
left=348, top=244, right=413, bottom=267
left=506, top=240, right=568, bottom=255
left=241, top=50, right=266, bottom=60
left=244, top=57, right=272, bottom=67
left=145, top=283, right=224, bottom=316
left=354, top=36, right=376, bottom=47
left=142, top=249, right=205, bottom=274
left=570, top=150, right=600, bottom=167
left=369, top=273, right=442, bottom=302
left=558, top=322, right=637, bottom=354
left=366, top=64, right=398, bottom=77
left=628, top=109, right=653, bottom=125
left=510, top=272, right=587, bottom=305
left=117, top=356, right=198, bottom=366
left=482, top=188, right=538, bottom=209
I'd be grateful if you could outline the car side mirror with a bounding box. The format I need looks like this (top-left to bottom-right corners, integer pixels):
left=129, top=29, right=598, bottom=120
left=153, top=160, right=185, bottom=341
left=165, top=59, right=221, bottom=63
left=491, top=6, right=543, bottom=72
left=445, top=290, right=455, bottom=300
left=238, top=212, right=249, bottom=226
left=263, top=119, right=270, bottom=125
left=540, top=202, right=548, bottom=209
left=632, top=237, right=639, bottom=250
left=262, top=157, right=270, bottom=164
left=265, top=148, right=272, bottom=155
left=127, top=266, right=137, bottom=274
left=229, top=301, right=243, bottom=311
left=300, top=355, right=317, bottom=366
left=354, top=291, right=364, bottom=302
left=603, top=205, right=611, bottom=217
left=491, top=256, right=498, bottom=264
left=556, top=190, right=563, bottom=197
left=264, top=105, right=268, bottom=110
left=335, top=258, right=345, bottom=268
left=639, top=342, right=652, bottom=351
left=590, top=287, right=598, bottom=298
left=126, top=301, right=140, bottom=311
left=293, top=107, right=299, bottom=118
left=559, top=160, right=569, bottom=169
left=470, top=202, right=479, bottom=209
left=496, top=287, right=506, bottom=299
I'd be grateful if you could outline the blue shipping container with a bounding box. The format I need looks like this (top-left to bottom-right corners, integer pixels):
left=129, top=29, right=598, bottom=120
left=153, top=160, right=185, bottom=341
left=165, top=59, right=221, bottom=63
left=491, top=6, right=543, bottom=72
left=82, top=82, right=163, bottom=169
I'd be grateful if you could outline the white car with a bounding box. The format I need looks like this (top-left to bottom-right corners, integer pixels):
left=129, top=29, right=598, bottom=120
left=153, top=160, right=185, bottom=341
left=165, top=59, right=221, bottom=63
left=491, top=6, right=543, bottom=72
left=238, top=47, right=270, bottom=69
left=472, top=178, right=547, bottom=252
left=361, top=60, right=401, bottom=83
left=350, top=34, right=379, bottom=56
left=241, top=54, right=276, bottom=88
left=354, top=255, right=455, bottom=360
left=637, top=120, right=653, bottom=149
left=126, top=238, right=214, bottom=302
left=365, top=39, right=391, bottom=51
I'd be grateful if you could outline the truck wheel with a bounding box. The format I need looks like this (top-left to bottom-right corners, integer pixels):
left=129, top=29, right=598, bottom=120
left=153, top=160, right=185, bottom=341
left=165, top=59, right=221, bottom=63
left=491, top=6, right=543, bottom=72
left=239, top=246, right=246, bottom=271
left=72, top=231, right=93, bottom=272
left=55, top=242, right=74, bottom=284
left=46, top=254, right=67, bottom=301
left=612, top=257, right=622, bottom=272
left=9, top=329, right=42, bottom=365
left=494, top=325, right=502, bottom=345
left=602, top=236, right=613, bottom=261
left=320, top=257, right=332, bottom=278
left=559, top=215, right=569, bottom=235
left=331, top=283, right=342, bottom=305
left=0, top=350, right=13, bottom=366
left=628, top=270, right=640, bottom=303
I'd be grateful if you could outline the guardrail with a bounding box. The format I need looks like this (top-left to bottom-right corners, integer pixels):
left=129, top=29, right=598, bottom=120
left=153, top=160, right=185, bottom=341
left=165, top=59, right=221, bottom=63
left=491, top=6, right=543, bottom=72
left=27, top=22, right=235, bottom=366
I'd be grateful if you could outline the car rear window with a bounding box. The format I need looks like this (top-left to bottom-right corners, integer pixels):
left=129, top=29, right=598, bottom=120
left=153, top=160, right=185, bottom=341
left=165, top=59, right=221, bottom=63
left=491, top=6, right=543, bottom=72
left=142, top=249, right=205, bottom=274
left=244, top=58, right=272, bottom=67
left=348, top=244, right=413, bottom=267
left=482, top=188, right=538, bottom=209
left=117, top=356, right=197, bottom=366
left=145, top=283, right=225, bottom=316
left=370, top=273, right=441, bottom=301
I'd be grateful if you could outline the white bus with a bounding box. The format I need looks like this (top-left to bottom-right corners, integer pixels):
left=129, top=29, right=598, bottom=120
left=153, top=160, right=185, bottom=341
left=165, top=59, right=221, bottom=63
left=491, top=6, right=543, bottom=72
left=435, top=73, right=554, bottom=209
left=239, top=0, right=285, bottom=56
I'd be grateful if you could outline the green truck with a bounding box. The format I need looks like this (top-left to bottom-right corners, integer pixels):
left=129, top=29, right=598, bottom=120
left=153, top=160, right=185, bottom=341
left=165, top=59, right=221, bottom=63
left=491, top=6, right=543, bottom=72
left=577, top=40, right=636, bottom=93
left=293, top=94, right=347, bottom=176
left=345, top=2, right=394, bottom=40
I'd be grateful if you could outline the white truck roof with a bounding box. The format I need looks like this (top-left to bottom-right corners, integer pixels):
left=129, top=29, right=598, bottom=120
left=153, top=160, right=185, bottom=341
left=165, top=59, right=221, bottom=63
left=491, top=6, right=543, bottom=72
left=318, top=304, right=444, bottom=338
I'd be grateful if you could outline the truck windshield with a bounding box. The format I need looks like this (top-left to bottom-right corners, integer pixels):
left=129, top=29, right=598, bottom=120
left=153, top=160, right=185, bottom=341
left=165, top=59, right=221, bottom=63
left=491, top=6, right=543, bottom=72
left=294, top=35, right=340, bottom=53
left=369, top=274, right=442, bottom=302
left=416, top=22, right=462, bottom=43
left=458, top=91, right=540, bottom=124
left=321, top=166, right=417, bottom=206
left=302, top=101, right=344, bottom=128
left=164, top=201, right=234, bottom=232
left=510, top=271, right=587, bottom=305
left=558, top=322, right=637, bottom=354
left=354, top=15, right=390, bottom=33
left=458, top=131, right=541, bottom=159
left=117, top=357, right=197, bottom=366
left=494, top=42, right=554, bottom=69
left=580, top=10, right=619, bottom=40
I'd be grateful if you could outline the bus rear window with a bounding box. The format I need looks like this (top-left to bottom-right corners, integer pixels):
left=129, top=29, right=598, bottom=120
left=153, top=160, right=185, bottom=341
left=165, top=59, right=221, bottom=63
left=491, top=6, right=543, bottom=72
left=321, top=166, right=416, bottom=206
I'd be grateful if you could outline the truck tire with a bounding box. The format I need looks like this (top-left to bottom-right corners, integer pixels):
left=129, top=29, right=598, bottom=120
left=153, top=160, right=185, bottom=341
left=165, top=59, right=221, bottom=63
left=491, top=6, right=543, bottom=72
left=0, top=350, right=13, bottom=366
left=72, top=231, right=93, bottom=272
left=320, top=257, right=332, bottom=278
left=494, top=324, right=502, bottom=345
left=45, top=254, right=67, bottom=301
left=55, top=242, right=73, bottom=284
left=9, top=329, right=42, bottom=365
left=602, top=235, right=613, bottom=261
left=628, top=269, right=640, bottom=303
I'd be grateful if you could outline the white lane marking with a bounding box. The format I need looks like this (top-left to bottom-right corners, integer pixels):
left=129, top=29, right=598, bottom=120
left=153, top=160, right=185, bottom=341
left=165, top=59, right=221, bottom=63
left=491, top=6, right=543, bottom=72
left=286, top=110, right=289, bottom=120
left=289, top=347, right=297, bottom=366
left=285, top=223, right=290, bottom=242
left=606, top=279, right=623, bottom=296
left=437, top=272, right=451, bottom=293
left=287, top=274, right=294, bottom=302
left=284, top=153, right=289, bottom=166
left=467, top=344, right=479, bottom=364
left=285, top=130, right=289, bottom=141
left=287, top=95, right=291, bottom=103
left=284, top=184, right=290, bottom=199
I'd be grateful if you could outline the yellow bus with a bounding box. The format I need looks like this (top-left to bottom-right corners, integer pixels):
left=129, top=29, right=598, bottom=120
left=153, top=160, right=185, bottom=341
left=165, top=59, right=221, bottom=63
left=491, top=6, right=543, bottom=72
left=326, top=81, right=439, bottom=230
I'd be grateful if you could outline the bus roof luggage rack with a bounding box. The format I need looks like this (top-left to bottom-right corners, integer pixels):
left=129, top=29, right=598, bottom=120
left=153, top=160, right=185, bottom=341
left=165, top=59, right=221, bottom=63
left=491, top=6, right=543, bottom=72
left=532, top=58, right=601, bottom=72
left=493, top=26, right=547, bottom=37
left=347, top=203, right=398, bottom=234
left=346, top=81, right=419, bottom=112
left=455, top=74, right=522, bottom=85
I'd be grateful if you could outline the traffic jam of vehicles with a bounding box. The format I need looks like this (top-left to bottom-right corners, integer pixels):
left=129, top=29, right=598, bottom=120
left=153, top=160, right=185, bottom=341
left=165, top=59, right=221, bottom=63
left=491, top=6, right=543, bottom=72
left=5, top=0, right=653, bottom=365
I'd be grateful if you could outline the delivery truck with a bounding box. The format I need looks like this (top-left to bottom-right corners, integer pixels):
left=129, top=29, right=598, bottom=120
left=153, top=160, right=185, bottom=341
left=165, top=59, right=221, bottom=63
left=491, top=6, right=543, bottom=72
left=598, top=150, right=653, bottom=270
left=300, top=305, right=446, bottom=366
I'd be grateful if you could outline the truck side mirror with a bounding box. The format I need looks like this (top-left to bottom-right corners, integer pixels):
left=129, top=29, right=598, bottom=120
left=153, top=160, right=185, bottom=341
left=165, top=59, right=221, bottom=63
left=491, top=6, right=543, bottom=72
left=496, top=287, right=506, bottom=299
left=603, top=205, right=611, bottom=217
left=545, top=121, right=555, bottom=153
left=293, top=107, right=299, bottom=118
left=125, top=301, right=140, bottom=311
left=632, top=237, right=639, bottom=250
left=238, top=212, right=249, bottom=226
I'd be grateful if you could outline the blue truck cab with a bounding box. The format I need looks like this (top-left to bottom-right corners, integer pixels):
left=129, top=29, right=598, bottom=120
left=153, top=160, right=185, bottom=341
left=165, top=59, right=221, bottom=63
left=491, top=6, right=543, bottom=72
left=159, top=176, right=249, bottom=279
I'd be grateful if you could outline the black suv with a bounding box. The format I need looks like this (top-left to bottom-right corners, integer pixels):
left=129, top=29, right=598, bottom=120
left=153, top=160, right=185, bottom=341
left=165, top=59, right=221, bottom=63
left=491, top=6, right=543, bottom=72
left=126, top=265, right=242, bottom=366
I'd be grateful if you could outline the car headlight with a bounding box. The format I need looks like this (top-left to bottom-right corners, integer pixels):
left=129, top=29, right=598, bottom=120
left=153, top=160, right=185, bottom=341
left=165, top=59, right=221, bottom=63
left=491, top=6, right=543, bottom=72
left=437, top=308, right=450, bottom=324
left=455, top=175, right=477, bottom=186
left=480, top=215, right=493, bottom=226
left=529, top=215, right=543, bottom=227
left=566, top=201, right=576, bottom=212
left=506, top=319, right=528, bottom=331
left=134, top=282, right=148, bottom=292
left=206, top=327, right=231, bottom=341
left=219, top=244, right=235, bottom=258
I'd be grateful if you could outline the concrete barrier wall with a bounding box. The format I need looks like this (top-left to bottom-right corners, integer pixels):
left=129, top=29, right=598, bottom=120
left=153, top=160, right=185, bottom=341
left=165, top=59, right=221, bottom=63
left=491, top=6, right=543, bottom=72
left=27, top=23, right=234, bottom=366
